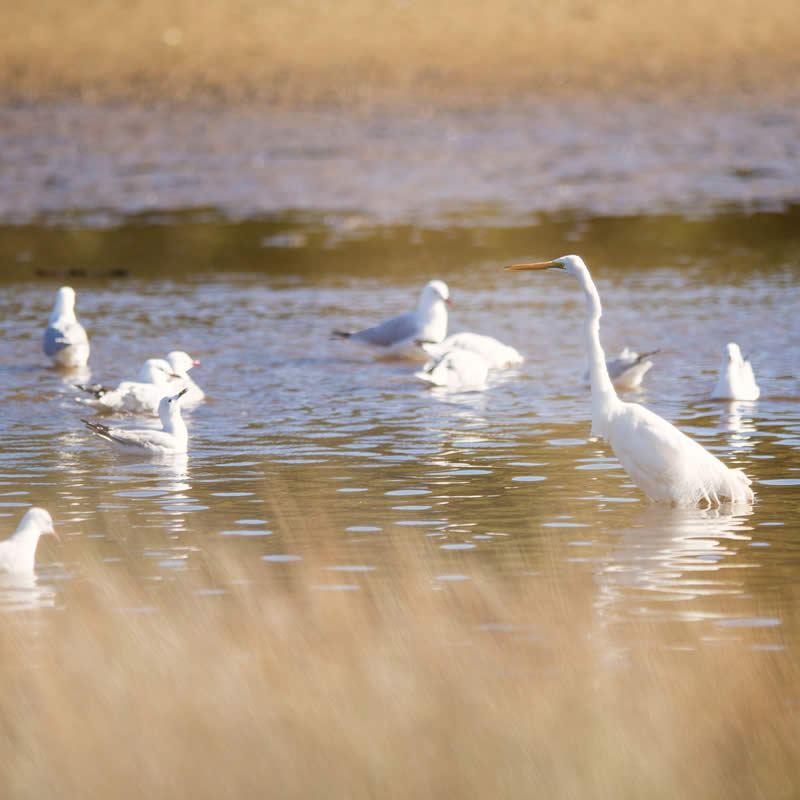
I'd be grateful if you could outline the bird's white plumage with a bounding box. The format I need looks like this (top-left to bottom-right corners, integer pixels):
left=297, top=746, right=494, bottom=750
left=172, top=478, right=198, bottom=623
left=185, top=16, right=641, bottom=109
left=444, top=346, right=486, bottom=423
left=582, top=346, right=656, bottom=390
left=82, top=388, right=189, bottom=453
left=76, top=358, right=176, bottom=414
left=507, top=254, right=753, bottom=507
left=710, top=343, right=760, bottom=401
left=42, top=286, right=90, bottom=367
left=335, top=280, right=450, bottom=359
left=414, top=348, right=490, bottom=391
left=166, top=351, right=205, bottom=406
left=0, top=508, right=56, bottom=574
left=419, top=332, right=524, bottom=369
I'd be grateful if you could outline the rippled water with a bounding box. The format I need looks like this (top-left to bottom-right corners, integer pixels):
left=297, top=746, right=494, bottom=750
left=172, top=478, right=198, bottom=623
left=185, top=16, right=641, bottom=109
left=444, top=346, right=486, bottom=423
left=1, top=212, right=799, bottom=651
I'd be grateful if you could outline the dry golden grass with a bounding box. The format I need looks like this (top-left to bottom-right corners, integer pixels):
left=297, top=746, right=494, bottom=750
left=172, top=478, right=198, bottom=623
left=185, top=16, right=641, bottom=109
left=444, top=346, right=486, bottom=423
left=0, top=538, right=797, bottom=799
left=1, top=0, right=799, bottom=105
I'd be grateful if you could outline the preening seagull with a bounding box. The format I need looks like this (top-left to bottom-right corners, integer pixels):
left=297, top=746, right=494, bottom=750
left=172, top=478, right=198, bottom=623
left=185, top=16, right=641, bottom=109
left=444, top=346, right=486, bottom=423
left=418, top=332, right=524, bottom=369
left=710, top=343, right=760, bottom=401
left=333, top=280, right=451, bottom=359
left=506, top=255, right=753, bottom=507
left=43, top=286, right=90, bottom=367
left=582, top=346, right=658, bottom=391
left=82, top=388, right=190, bottom=454
left=0, top=508, right=57, bottom=574
left=76, top=358, right=177, bottom=414
left=414, top=348, right=491, bottom=391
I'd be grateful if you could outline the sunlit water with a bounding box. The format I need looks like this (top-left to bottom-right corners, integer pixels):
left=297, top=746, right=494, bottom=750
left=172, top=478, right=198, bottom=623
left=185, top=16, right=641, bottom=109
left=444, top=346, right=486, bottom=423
left=1, top=213, right=798, bottom=656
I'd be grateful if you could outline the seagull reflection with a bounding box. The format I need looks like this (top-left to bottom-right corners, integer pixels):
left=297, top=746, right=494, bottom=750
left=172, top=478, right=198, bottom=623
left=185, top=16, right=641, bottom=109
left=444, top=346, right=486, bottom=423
left=720, top=400, right=758, bottom=448
left=593, top=504, right=756, bottom=627
left=0, top=571, right=56, bottom=611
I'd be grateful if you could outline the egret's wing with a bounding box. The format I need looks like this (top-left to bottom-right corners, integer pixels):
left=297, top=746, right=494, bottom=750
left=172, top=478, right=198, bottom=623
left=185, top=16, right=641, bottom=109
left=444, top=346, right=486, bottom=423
left=350, top=311, right=419, bottom=347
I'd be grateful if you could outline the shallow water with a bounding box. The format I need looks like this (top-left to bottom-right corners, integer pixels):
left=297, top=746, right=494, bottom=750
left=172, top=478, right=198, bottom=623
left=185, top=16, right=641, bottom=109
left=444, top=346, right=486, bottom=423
left=1, top=209, right=798, bottom=653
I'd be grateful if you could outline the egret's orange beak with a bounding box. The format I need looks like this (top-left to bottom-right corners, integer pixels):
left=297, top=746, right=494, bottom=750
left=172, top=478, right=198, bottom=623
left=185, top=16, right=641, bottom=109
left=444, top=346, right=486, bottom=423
left=504, top=261, right=557, bottom=271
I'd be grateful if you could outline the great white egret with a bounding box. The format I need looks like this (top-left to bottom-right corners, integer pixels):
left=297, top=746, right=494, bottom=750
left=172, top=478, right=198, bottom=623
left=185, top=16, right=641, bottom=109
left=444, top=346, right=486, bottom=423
left=417, top=331, right=524, bottom=369
left=710, top=343, right=760, bottom=401
left=333, top=280, right=450, bottom=358
left=0, top=508, right=58, bottom=574
left=506, top=255, right=754, bottom=506
left=82, top=388, right=190, bottom=453
left=43, top=286, right=90, bottom=368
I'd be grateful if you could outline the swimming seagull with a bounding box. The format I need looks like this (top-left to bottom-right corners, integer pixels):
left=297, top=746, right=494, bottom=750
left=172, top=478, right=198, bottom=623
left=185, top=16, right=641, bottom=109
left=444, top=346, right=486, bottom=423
left=43, top=286, right=90, bottom=367
left=82, top=388, right=189, bottom=453
left=418, top=332, right=524, bottom=369
left=165, top=351, right=205, bottom=406
left=76, top=358, right=178, bottom=414
left=582, top=347, right=659, bottom=391
left=0, top=507, right=58, bottom=574
left=710, top=343, right=760, bottom=401
left=333, top=280, right=451, bottom=358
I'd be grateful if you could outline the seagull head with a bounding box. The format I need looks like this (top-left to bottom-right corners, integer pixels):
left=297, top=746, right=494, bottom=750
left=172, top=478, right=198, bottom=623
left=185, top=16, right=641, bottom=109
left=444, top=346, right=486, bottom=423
left=419, top=280, right=451, bottom=309
left=166, top=351, right=200, bottom=374
left=725, top=342, right=744, bottom=364
left=169, top=387, right=189, bottom=404
left=18, top=507, right=58, bottom=541
left=50, top=286, right=77, bottom=320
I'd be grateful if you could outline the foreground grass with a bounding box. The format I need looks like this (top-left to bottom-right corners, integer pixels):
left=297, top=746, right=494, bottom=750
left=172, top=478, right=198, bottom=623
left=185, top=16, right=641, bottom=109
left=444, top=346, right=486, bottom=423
left=0, top=541, right=796, bottom=799
left=1, top=0, right=799, bottom=104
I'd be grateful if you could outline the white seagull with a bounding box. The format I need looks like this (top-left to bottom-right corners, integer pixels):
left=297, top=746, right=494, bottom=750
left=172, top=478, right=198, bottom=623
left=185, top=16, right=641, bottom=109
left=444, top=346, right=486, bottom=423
left=710, top=343, right=760, bottom=401
left=582, top=346, right=659, bottom=391
left=506, top=255, right=753, bottom=507
left=166, top=350, right=205, bottom=406
left=43, top=286, right=90, bottom=367
left=0, top=508, right=58, bottom=574
left=418, top=332, right=524, bottom=369
left=82, top=388, right=189, bottom=453
left=414, top=348, right=491, bottom=391
left=333, top=280, right=451, bottom=358
left=76, top=358, right=177, bottom=414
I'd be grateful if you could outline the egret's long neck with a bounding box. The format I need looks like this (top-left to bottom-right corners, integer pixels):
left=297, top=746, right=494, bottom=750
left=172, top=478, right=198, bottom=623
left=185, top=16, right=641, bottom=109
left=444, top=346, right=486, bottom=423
left=579, top=270, right=618, bottom=438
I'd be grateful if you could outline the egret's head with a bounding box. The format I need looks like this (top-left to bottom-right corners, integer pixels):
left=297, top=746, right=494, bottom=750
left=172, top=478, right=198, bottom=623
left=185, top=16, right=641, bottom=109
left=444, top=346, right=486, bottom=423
left=504, top=254, right=587, bottom=276
left=420, top=280, right=451, bottom=308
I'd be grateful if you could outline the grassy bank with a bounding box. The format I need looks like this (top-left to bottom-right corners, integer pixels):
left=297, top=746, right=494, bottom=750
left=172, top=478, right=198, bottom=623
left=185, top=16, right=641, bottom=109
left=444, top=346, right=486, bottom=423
left=2, top=0, right=799, bottom=105
left=0, top=540, right=796, bottom=798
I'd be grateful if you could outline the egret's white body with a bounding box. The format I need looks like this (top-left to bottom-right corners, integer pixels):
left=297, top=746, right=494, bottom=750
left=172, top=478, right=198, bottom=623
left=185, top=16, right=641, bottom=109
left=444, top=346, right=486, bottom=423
left=710, top=343, right=760, bottom=401
left=414, top=348, right=490, bottom=391
left=165, top=351, right=205, bottom=406
left=43, top=286, right=90, bottom=367
left=0, top=508, right=57, bottom=574
left=419, top=332, right=524, bottom=369
left=334, top=280, right=450, bottom=359
left=582, top=346, right=657, bottom=391
left=82, top=388, right=189, bottom=454
left=506, top=255, right=753, bottom=507
left=76, top=358, right=176, bottom=414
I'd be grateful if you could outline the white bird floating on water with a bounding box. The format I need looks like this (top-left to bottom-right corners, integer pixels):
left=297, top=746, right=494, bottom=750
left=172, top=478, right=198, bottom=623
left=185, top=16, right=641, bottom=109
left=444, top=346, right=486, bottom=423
left=414, top=348, right=491, bottom=391
left=418, top=332, right=524, bottom=369
left=582, top=346, right=659, bottom=391
left=43, top=286, right=90, bottom=368
left=333, top=280, right=450, bottom=359
left=76, top=357, right=177, bottom=414
left=506, top=255, right=753, bottom=507
left=710, top=343, right=760, bottom=401
left=82, top=388, right=189, bottom=453
left=0, top=508, right=57, bottom=574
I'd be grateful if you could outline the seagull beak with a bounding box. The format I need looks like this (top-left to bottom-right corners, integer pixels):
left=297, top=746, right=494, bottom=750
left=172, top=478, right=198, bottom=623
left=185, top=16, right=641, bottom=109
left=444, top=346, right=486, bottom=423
left=192, top=359, right=201, bottom=367
left=504, top=260, right=559, bottom=271
left=49, top=525, right=60, bottom=542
